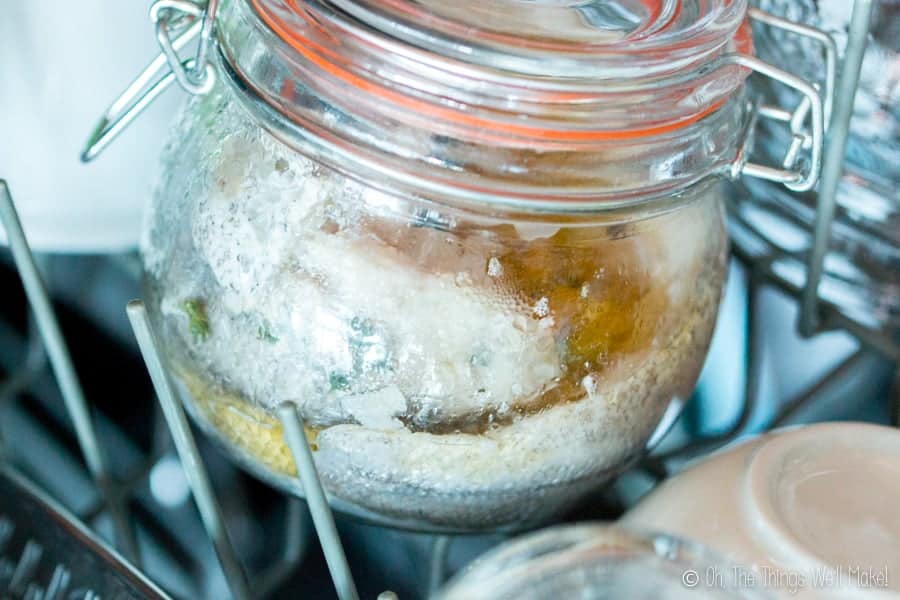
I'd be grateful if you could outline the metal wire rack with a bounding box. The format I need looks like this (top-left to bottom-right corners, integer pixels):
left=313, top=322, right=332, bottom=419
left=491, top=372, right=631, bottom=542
left=643, top=0, right=899, bottom=467
left=0, top=0, right=897, bottom=597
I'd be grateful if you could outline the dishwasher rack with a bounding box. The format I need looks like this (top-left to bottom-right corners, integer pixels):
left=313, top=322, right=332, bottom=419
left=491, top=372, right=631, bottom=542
left=0, top=0, right=896, bottom=598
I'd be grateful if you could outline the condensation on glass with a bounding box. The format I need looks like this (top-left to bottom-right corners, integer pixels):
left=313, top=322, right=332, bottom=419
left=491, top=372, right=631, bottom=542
left=139, top=0, right=814, bottom=530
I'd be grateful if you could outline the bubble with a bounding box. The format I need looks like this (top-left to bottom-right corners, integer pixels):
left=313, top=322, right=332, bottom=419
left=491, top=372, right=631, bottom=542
left=582, top=373, right=600, bottom=398
left=487, top=256, right=504, bottom=277
left=455, top=271, right=473, bottom=286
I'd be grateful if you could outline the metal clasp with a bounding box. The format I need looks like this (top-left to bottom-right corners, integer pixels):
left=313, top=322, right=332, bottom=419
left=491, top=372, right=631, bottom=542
left=732, top=8, right=838, bottom=193
left=82, top=2, right=838, bottom=192
left=81, top=0, right=219, bottom=162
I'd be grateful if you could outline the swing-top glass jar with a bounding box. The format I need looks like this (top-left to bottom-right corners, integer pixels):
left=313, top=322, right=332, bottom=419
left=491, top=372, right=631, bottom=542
left=137, top=0, right=823, bottom=530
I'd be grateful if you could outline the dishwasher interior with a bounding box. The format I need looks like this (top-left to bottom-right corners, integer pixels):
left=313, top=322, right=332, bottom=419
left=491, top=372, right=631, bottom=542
left=0, top=0, right=897, bottom=598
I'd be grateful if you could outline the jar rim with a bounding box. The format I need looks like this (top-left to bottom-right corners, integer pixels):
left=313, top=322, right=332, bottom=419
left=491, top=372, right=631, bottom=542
left=248, top=0, right=754, bottom=142
left=327, top=0, right=748, bottom=77
left=438, top=524, right=772, bottom=599
left=216, top=0, right=754, bottom=210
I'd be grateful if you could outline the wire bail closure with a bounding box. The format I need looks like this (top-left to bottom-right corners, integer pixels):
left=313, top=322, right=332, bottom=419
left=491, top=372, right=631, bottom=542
left=80, top=0, right=218, bottom=162
left=152, top=0, right=219, bottom=95
left=80, top=2, right=834, bottom=196
left=730, top=8, right=837, bottom=193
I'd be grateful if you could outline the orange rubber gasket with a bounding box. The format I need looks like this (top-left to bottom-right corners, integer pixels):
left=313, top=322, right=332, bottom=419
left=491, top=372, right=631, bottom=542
left=250, top=0, right=742, bottom=142
left=364, top=0, right=679, bottom=53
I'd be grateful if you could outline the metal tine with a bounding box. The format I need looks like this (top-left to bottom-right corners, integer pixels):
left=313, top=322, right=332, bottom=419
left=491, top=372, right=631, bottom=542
left=737, top=179, right=896, bottom=251
left=80, top=11, right=203, bottom=162
left=252, top=499, right=309, bottom=599
left=79, top=404, right=177, bottom=522
left=9, top=540, right=42, bottom=595
left=727, top=233, right=900, bottom=362
left=799, top=0, right=876, bottom=336
left=769, top=350, right=868, bottom=428
left=126, top=301, right=251, bottom=600
left=277, top=404, right=360, bottom=600
left=45, top=564, right=72, bottom=600
left=0, top=517, right=14, bottom=552
left=0, top=312, right=45, bottom=401
left=428, top=536, right=452, bottom=597
left=0, top=181, right=140, bottom=565
left=0, top=314, right=45, bottom=462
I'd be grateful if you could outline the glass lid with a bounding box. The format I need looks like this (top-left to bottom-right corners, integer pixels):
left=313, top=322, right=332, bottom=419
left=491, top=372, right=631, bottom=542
left=325, top=0, right=749, bottom=78
left=215, top=0, right=758, bottom=209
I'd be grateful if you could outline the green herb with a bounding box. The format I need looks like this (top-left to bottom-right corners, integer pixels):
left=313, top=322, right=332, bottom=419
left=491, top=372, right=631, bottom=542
left=470, top=350, right=491, bottom=367
left=257, top=325, right=279, bottom=343
left=350, top=316, right=375, bottom=336
left=329, top=371, right=351, bottom=391
left=181, top=299, right=210, bottom=341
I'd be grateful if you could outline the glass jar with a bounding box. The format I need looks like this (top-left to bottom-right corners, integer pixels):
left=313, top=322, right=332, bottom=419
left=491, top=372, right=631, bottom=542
left=127, top=0, right=822, bottom=530
left=438, top=524, right=773, bottom=599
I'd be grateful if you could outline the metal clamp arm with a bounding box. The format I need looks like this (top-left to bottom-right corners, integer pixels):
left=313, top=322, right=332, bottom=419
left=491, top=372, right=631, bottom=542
left=732, top=9, right=838, bottom=193
left=81, top=0, right=216, bottom=162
